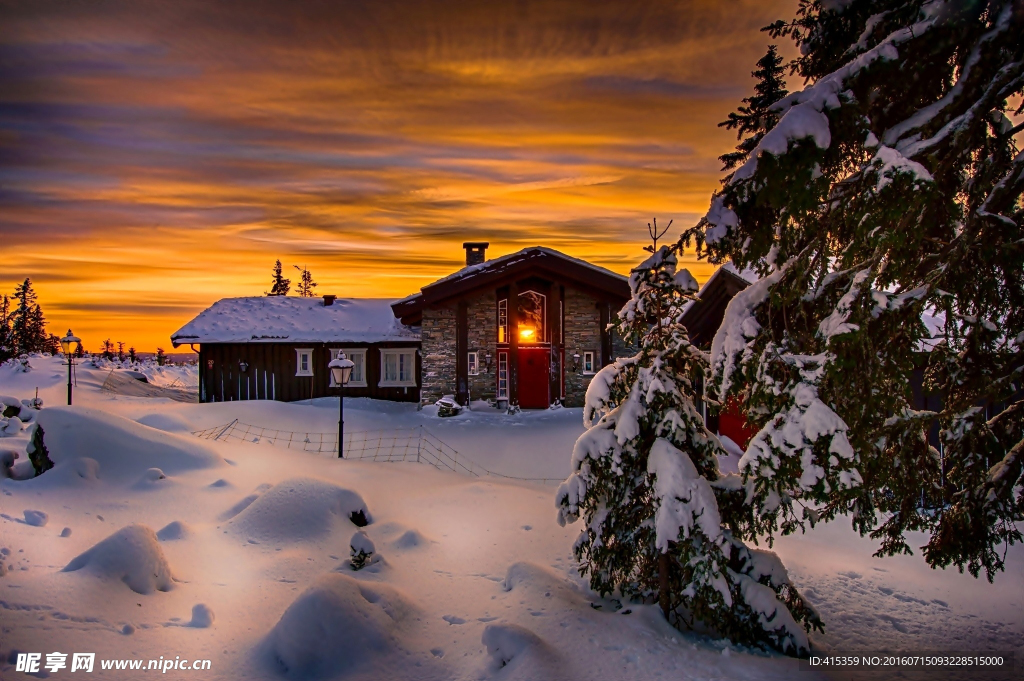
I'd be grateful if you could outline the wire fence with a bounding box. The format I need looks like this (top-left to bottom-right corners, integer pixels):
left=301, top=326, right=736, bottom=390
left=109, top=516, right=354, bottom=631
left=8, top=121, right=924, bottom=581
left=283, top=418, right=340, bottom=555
left=191, top=420, right=563, bottom=485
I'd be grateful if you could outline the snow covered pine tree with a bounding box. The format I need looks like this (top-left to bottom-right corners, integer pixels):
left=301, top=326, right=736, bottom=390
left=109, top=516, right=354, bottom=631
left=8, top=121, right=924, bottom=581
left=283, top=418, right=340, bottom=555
left=684, top=0, right=1023, bottom=581
left=557, top=239, right=821, bottom=655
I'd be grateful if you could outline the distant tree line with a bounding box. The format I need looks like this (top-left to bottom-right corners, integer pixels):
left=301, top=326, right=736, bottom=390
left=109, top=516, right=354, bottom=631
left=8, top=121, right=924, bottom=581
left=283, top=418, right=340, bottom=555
left=0, top=278, right=60, bottom=362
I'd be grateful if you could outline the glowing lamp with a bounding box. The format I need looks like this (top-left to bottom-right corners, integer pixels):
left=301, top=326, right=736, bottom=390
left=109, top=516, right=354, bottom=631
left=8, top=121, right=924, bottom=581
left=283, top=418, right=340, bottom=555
left=59, top=329, right=80, bottom=356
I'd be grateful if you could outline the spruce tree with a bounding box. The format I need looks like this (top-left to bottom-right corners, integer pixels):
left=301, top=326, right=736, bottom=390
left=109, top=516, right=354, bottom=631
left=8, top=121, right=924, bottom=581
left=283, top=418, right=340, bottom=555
left=156, top=347, right=166, bottom=365
left=0, top=295, right=12, bottom=362
left=11, top=278, right=40, bottom=354
left=295, top=265, right=318, bottom=298
left=557, top=236, right=820, bottom=655
left=718, top=44, right=789, bottom=173
left=268, top=259, right=291, bottom=296
left=682, top=0, right=1023, bottom=580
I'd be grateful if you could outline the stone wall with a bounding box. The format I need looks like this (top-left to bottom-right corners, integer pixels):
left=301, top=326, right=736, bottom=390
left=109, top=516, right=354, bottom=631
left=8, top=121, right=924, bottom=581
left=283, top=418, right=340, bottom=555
left=420, top=302, right=456, bottom=403
left=562, top=286, right=602, bottom=407
left=466, top=291, right=497, bottom=401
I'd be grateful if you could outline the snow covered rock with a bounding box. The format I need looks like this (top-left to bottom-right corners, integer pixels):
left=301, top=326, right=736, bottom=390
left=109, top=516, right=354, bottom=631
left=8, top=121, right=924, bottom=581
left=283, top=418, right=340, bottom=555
left=1, top=415, right=23, bottom=436
left=226, top=477, right=371, bottom=544
left=135, top=412, right=193, bottom=434
left=23, top=509, right=48, bottom=527
left=262, top=573, right=418, bottom=679
left=62, top=524, right=175, bottom=594
left=481, top=623, right=557, bottom=673
left=33, top=407, right=223, bottom=484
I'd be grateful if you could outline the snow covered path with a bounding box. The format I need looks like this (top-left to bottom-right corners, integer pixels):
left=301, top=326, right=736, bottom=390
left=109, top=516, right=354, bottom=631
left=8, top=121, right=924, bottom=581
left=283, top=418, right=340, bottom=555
left=0, top=356, right=1021, bottom=680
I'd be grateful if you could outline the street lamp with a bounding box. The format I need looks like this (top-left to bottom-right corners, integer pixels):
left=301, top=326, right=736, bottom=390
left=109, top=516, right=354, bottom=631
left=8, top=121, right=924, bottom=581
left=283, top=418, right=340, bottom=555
left=329, top=353, right=355, bottom=459
left=59, top=329, right=80, bottom=406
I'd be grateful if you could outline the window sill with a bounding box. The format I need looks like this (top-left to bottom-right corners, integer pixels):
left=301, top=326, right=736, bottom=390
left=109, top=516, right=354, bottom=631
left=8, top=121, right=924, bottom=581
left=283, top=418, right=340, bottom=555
left=295, top=371, right=314, bottom=377
left=332, top=382, right=368, bottom=388
left=378, top=381, right=417, bottom=388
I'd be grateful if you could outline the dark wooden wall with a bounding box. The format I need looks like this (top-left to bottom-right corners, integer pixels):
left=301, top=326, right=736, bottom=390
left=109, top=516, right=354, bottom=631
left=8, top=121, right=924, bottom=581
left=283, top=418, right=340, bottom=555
left=198, top=342, right=421, bottom=403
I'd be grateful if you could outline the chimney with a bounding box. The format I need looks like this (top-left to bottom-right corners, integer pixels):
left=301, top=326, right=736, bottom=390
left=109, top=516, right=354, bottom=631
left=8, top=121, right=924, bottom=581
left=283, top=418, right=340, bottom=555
left=463, top=242, right=489, bottom=266
left=323, top=294, right=337, bottom=306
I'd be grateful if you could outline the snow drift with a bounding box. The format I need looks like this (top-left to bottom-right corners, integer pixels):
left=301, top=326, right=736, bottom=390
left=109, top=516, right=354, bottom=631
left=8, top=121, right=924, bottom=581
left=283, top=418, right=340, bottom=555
left=262, top=573, right=421, bottom=679
left=33, top=407, right=223, bottom=483
left=62, top=524, right=175, bottom=594
left=226, top=477, right=371, bottom=544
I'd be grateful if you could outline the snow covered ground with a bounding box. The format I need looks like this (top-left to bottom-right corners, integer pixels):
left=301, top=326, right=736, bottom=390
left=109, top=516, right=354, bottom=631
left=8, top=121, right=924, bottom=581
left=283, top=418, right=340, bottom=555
left=1, top=355, right=1021, bottom=680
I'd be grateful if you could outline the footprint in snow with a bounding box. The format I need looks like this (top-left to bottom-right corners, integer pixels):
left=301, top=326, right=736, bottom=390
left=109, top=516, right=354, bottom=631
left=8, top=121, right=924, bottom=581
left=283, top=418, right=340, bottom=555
left=443, top=615, right=467, bottom=625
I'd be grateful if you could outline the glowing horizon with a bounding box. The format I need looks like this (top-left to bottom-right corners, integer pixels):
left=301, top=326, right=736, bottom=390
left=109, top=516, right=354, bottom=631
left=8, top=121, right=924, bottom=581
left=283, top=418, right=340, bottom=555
left=1, top=0, right=796, bottom=351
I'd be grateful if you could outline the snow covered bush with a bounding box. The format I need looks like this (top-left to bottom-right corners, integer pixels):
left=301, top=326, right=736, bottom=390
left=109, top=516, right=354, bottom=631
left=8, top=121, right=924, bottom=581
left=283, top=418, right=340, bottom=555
left=27, top=423, right=53, bottom=476
left=349, top=530, right=376, bottom=570
left=557, top=244, right=820, bottom=655
left=683, top=0, right=1023, bottom=580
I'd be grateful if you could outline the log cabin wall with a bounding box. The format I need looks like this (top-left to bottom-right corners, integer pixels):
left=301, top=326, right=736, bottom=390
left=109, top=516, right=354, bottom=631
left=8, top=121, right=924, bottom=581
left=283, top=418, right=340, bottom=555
left=198, top=341, right=420, bottom=403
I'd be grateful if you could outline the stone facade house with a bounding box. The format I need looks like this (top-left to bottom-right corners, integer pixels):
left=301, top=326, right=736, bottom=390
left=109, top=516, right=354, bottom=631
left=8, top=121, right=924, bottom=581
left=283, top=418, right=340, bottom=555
left=392, top=244, right=631, bottom=409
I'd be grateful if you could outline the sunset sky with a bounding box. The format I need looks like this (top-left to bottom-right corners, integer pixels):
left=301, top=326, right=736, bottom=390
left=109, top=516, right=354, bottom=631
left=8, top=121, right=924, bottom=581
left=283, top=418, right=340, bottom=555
left=1, top=0, right=797, bottom=351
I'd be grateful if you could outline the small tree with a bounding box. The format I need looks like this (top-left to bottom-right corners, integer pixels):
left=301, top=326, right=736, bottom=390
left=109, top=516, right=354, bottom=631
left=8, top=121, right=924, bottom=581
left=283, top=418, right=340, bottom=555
left=268, top=259, right=291, bottom=296
left=156, top=347, right=166, bottom=366
left=116, top=341, right=125, bottom=362
left=294, top=265, right=317, bottom=298
left=0, top=295, right=12, bottom=363
left=558, top=226, right=820, bottom=655
left=718, top=44, right=788, bottom=173
left=74, top=341, right=85, bottom=358
left=27, top=424, right=53, bottom=476
left=11, top=279, right=45, bottom=354
left=102, top=339, right=114, bottom=360
left=128, top=346, right=137, bottom=363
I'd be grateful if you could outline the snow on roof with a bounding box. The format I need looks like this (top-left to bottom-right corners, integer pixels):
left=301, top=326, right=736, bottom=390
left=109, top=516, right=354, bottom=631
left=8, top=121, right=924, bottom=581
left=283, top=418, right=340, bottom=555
left=171, top=297, right=419, bottom=346
left=425, top=246, right=627, bottom=290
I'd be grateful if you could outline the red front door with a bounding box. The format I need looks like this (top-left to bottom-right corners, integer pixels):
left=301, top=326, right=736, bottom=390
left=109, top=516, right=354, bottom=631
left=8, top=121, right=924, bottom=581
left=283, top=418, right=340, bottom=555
left=518, top=347, right=550, bottom=409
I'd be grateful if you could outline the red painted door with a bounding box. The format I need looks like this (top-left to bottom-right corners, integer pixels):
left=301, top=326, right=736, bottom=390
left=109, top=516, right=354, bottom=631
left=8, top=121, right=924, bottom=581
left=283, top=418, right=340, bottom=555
left=718, top=395, right=754, bottom=449
left=518, top=347, right=550, bottom=409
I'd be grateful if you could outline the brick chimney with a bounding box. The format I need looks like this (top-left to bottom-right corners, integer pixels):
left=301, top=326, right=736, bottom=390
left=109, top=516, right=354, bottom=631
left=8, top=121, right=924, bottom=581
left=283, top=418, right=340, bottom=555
left=463, top=242, right=489, bottom=266
left=322, top=294, right=337, bottom=306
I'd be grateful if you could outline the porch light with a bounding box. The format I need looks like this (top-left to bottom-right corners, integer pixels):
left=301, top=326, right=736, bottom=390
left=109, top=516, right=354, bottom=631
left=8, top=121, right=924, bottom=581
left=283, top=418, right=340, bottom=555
left=572, top=352, right=581, bottom=372
left=238, top=360, right=248, bottom=373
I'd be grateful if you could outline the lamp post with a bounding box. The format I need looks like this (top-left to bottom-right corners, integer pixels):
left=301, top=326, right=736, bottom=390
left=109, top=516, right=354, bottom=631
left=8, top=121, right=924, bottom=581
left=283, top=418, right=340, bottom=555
left=329, top=353, right=355, bottom=458
left=59, top=329, right=80, bottom=406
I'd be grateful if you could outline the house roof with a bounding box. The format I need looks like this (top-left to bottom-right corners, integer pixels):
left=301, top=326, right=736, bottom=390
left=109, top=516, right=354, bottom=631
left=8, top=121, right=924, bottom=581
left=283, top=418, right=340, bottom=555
left=170, top=296, right=420, bottom=347
left=392, top=246, right=630, bottom=323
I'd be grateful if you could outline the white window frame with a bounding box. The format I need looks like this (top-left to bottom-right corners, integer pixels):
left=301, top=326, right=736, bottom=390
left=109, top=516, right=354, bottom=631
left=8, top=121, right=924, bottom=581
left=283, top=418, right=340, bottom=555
left=379, top=349, right=417, bottom=387
left=497, top=351, right=508, bottom=398
left=330, top=348, right=367, bottom=387
left=582, top=351, right=595, bottom=375
left=467, top=351, right=479, bottom=376
left=295, top=348, right=314, bottom=376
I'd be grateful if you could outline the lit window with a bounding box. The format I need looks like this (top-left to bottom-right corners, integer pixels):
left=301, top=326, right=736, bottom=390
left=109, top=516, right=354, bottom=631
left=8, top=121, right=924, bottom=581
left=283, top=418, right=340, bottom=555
left=518, top=290, right=545, bottom=342
left=331, top=348, right=367, bottom=387
left=295, top=349, right=313, bottom=377
left=468, top=351, right=479, bottom=376
left=497, top=299, right=508, bottom=344
left=583, top=351, right=595, bottom=374
left=519, top=327, right=536, bottom=341
left=380, top=349, right=417, bottom=387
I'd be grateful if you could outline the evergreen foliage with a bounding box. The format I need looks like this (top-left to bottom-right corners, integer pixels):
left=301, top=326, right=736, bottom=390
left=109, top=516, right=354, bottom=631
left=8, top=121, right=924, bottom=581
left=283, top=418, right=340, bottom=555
left=0, top=295, right=12, bottom=363
left=268, top=259, right=291, bottom=296
left=295, top=265, right=317, bottom=298
left=27, top=424, right=53, bottom=476
left=557, top=241, right=820, bottom=655
left=718, top=45, right=789, bottom=172
left=683, top=0, right=1023, bottom=581
left=156, top=347, right=166, bottom=365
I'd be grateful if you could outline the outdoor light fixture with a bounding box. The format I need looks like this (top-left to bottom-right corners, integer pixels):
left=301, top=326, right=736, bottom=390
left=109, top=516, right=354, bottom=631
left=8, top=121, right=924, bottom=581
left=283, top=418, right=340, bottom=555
left=572, top=352, right=581, bottom=372
left=59, top=329, right=80, bottom=406
left=329, top=352, right=355, bottom=459
left=238, top=360, right=248, bottom=373
left=484, top=353, right=492, bottom=371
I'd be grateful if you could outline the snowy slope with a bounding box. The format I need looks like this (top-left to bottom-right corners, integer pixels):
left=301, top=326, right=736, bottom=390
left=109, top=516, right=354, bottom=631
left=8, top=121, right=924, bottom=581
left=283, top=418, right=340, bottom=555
left=1, top=356, right=1021, bottom=681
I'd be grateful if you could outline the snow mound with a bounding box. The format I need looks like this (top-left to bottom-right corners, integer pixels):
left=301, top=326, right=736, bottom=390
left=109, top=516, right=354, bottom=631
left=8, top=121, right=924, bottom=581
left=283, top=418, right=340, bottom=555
left=392, top=529, right=429, bottom=549
left=33, top=407, right=223, bottom=484
left=226, top=477, right=371, bottom=543
left=156, top=521, right=190, bottom=541
left=503, top=562, right=580, bottom=605
left=263, top=573, right=417, bottom=679
left=135, top=412, right=193, bottom=434
left=481, top=623, right=558, bottom=673
left=23, top=509, right=48, bottom=527
left=63, top=524, right=175, bottom=594
left=188, top=603, right=214, bottom=628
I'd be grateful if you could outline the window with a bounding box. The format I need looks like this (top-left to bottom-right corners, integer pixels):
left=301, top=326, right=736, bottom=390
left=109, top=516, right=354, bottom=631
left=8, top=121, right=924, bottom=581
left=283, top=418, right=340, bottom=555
left=517, top=290, right=545, bottom=342
left=330, top=348, right=367, bottom=387
left=295, top=349, right=313, bottom=376
left=497, top=352, right=508, bottom=398
left=468, top=351, right=479, bottom=376
left=583, top=351, right=595, bottom=375
left=379, top=349, right=417, bottom=387
left=497, top=299, right=508, bottom=344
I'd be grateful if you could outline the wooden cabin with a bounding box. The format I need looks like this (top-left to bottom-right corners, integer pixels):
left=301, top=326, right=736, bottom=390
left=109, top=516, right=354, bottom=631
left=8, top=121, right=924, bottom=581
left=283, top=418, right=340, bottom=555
left=171, top=296, right=420, bottom=403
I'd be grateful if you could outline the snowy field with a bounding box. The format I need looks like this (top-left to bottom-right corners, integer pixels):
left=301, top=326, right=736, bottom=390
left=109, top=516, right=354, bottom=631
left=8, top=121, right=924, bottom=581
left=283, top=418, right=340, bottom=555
left=1, top=355, right=1021, bottom=680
